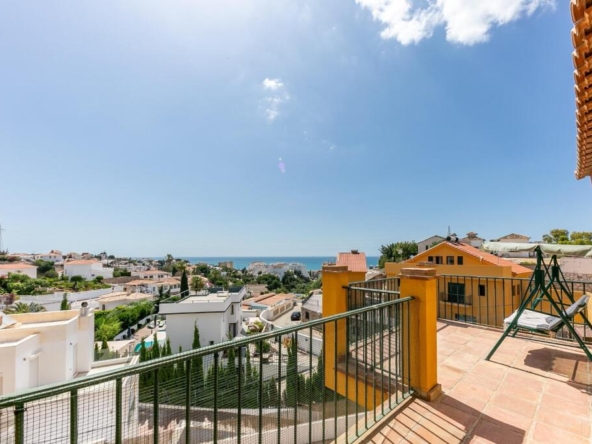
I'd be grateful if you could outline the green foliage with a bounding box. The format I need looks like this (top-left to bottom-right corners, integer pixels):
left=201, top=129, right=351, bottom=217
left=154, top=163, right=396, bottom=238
left=93, top=300, right=153, bottom=341
left=4, top=302, right=47, bottom=314
left=70, top=275, right=85, bottom=283
left=256, top=274, right=282, bottom=291
left=542, top=229, right=592, bottom=245
left=113, top=268, right=131, bottom=277
left=60, top=294, right=71, bottom=310
left=180, top=270, right=189, bottom=296
left=34, top=260, right=56, bottom=276
left=191, top=276, right=204, bottom=292
left=378, top=241, right=418, bottom=268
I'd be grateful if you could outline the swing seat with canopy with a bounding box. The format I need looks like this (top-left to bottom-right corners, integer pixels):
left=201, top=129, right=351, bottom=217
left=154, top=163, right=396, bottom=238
left=481, top=242, right=592, bottom=362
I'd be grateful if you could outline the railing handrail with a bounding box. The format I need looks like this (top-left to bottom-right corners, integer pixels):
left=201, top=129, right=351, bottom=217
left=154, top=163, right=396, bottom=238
left=438, top=274, right=592, bottom=285
left=0, top=296, right=414, bottom=407
left=343, top=285, right=401, bottom=295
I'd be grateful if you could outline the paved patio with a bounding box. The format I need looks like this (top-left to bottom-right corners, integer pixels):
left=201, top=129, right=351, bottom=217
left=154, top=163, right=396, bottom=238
left=363, top=320, right=592, bottom=443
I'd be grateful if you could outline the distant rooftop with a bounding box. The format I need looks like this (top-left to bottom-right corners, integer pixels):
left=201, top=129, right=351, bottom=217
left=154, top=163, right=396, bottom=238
left=337, top=250, right=368, bottom=273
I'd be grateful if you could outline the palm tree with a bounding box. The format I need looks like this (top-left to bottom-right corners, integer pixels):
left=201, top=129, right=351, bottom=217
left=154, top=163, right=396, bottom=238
left=4, top=302, right=47, bottom=314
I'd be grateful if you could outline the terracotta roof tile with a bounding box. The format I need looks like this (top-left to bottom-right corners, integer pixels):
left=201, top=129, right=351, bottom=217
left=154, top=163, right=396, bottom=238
left=65, top=260, right=99, bottom=265
left=0, top=263, right=37, bottom=269
left=337, top=252, right=368, bottom=273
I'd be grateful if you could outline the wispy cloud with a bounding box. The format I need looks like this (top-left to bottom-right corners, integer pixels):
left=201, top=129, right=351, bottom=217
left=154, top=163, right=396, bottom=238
left=355, top=0, right=554, bottom=45
left=261, top=78, right=289, bottom=122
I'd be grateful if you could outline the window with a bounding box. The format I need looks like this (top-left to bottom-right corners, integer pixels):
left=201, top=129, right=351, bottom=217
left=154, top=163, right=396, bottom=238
left=428, top=256, right=434, bottom=262
left=479, top=285, right=486, bottom=297
left=446, top=256, right=454, bottom=265
left=457, top=256, right=463, bottom=265
left=231, top=304, right=234, bottom=315
left=425, top=245, right=429, bottom=250
left=455, top=314, right=477, bottom=323
left=209, top=341, right=214, bottom=346
left=447, top=282, right=466, bottom=304
left=435, top=256, right=443, bottom=265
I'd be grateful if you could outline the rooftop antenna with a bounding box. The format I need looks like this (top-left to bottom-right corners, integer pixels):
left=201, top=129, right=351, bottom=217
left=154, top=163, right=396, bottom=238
left=447, top=226, right=451, bottom=236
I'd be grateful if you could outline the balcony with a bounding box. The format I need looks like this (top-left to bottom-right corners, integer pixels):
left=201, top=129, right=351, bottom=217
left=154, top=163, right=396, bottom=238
left=1, top=273, right=590, bottom=443
left=362, top=320, right=592, bottom=443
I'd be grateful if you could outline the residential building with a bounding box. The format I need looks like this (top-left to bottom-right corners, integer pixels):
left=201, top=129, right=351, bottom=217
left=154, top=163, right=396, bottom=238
left=417, top=235, right=445, bottom=253
left=131, top=270, right=172, bottom=280
left=385, top=241, right=532, bottom=325
left=159, top=286, right=246, bottom=350
left=97, top=292, right=155, bottom=311
left=123, top=278, right=180, bottom=295
left=0, top=306, right=94, bottom=395
left=34, top=252, right=64, bottom=264
left=0, top=263, right=38, bottom=279
left=246, top=262, right=308, bottom=279
left=245, top=284, right=269, bottom=298
left=218, top=261, right=234, bottom=269
left=64, top=260, right=114, bottom=280
left=460, top=231, right=485, bottom=248
left=336, top=250, right=367, bottom=281
left=302, top=290, right=322, bottom=322
left=491, top=233, right=535, bottom=258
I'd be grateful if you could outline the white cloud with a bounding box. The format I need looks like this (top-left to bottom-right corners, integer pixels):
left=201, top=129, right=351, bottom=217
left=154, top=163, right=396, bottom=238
left=355, top=0, right=554, bottom=45
left=262, top=78, right=284, bottom=91
left=261, top=78, right=289, bottom=122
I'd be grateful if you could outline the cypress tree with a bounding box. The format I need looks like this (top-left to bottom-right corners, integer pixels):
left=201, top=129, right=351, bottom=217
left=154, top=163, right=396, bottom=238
left=180, top=270, right=189, bottom=296
left=191, top=325, right=205, bottom=405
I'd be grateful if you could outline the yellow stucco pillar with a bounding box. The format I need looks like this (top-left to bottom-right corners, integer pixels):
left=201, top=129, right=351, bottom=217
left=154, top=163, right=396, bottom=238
left=400, top=267, right=442, bottom=401
left=322, top=265, right=350, bottom=393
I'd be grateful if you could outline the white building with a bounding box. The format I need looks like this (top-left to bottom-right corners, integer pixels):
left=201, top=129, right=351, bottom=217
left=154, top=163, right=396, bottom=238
left=417, top=235, right=446, bottom=253
left=34, top=252, right=64, bottom=264
left=64, top=260, right=114, bottom=280
left=131, top=270, right=172, bottom=280
left=160, top=286, right=246, bottom=351
left=246, top=262, right=308, bottom=279
left=460, top=232, right=485, bottom=248
left=0, top=306, right=94, bottom=395
left=124, top=278, right=180, bottom=295
left=493, top=233, right=534, bottom=258
left=0, top=263, right=38, bottom=279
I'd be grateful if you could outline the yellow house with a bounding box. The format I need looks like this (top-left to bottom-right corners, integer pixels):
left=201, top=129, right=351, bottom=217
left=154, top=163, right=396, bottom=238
left=385, top=241, right=533, bottom=327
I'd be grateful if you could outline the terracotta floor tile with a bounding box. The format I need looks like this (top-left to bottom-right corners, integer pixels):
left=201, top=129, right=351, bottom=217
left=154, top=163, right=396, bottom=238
left=449, top=381, right=494, bottom=403
left=543, top=380, right=592, bottom=404
left=468, top=418, right=527, bottom=444
left=496, top=381, right=541, bottom=403
left=461, top=373, right=502, bottom=391
left=406, top=426, right=462, bottom=444
left=504, top=369, right=545, bottom=391
left=482, top=404, right=532, bottom=431
left=440, top=392, right=487, bottom=416
left=470, top=362, right=508, bottom=380
left=538, top=393, right=591, bottom=419
left=535, top=410, right=591, bottom=437
left=531, top=421, right=590, bottom=444
left=443, top=334, right=474, bottom=345
left=489, top=392, right=538, bottom=418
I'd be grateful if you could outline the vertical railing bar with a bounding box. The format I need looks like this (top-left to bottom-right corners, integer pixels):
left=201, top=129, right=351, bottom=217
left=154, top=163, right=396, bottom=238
left=114, top=381, right=121, bottom=444
left=380, top=306, right=385, bottom=418
left=153, top=368, right=159, bottom=444
left=213, top=353, right=219, bottom=444
left=258, top=341, right=264, bottom=444
left=308, top=326, right=313, bottom=444
left=71, top=388, right=79, bottom=444
left=355, top=313, right=359, bottom=438
left=364, top=309, right=368, bottom=432
left=372, top=306, right=377, bottom=426
left=406, top=300, right=411, bottom=395
left=276, top=338, right=281, bottom=444
left=321, top=323, right=326, bottom=444
left=238, top=347, right=243, bottom=444
left=294, top=334, right=298, bottom=444
left=185, top=359, right=191, bottom=444
left=333, top=320, right=338, bottom=442
left=345, top=311, right=349, bottom=444
left=14, top=402, right=25, bottom=444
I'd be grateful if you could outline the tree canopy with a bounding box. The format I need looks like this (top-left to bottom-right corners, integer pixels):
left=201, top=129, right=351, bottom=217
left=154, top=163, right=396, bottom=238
left=542, top=229, right=592, bottom=245
left=378, top=241, right=418, bottom=268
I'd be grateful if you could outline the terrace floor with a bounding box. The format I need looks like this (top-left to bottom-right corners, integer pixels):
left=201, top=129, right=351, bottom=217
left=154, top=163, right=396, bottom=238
left=362, top=320, right=592, bottom=443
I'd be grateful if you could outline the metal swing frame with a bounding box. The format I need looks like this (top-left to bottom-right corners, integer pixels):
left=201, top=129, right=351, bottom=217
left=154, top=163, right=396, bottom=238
left=486, top=246, right=592, bottom=362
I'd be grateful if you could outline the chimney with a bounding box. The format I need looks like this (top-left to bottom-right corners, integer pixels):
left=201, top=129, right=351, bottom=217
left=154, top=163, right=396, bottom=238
left=351, top=249, right=359, bottom=254
left=80, top=301, right=89, bottom=316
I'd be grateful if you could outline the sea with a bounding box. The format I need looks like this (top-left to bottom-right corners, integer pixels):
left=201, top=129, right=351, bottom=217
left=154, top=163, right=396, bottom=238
left=175, top=256, right=380, bottom=272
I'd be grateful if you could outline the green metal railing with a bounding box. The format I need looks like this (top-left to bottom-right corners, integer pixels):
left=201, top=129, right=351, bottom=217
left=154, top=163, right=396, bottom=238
left=437, top=274, right=591, bottom=340
left=0, top=297, right=413, bottom=444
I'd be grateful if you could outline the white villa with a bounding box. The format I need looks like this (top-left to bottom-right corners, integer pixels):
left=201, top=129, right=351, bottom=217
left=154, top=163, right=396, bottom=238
left=0, top=263, right=38, bottom=279
left=0, top=306, right=94, bottom=395
left=34, top=251, right=64, bottom=264
left=64, top=260, right=114, bottom=280
left=131, top=270, right=172, bottom=280
left=160, top=286, right=246, bottom=350
left=124, top=278, right=180, bottom=296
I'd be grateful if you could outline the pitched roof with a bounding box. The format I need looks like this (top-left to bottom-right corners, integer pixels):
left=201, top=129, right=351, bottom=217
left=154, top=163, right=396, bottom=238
left=0, top=263, right=37, bottom=269
left=421, top=242, right=532, bottom=276
left=337, top=251, right=368, bottom=273
left=419, top=235, right=445, bottom=243
left=497, top=233, right=530, bottom=240
left=140, top=270, right=171, bottom=275
left=65, top=260, right=99, bottom=265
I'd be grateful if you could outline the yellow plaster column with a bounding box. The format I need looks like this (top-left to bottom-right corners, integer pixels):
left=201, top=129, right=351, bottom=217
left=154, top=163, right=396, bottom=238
left=400, top=267, right=442, bottom=401
left=322, top=265, right=350, bottom=393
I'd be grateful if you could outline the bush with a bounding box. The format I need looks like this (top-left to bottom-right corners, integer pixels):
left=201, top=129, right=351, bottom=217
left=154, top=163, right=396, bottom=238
left=70, top=275, right=85, bottom=283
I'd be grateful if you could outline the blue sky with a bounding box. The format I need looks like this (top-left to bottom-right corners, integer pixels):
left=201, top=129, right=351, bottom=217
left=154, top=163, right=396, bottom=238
left=0, top=1, right=586, bottom=257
